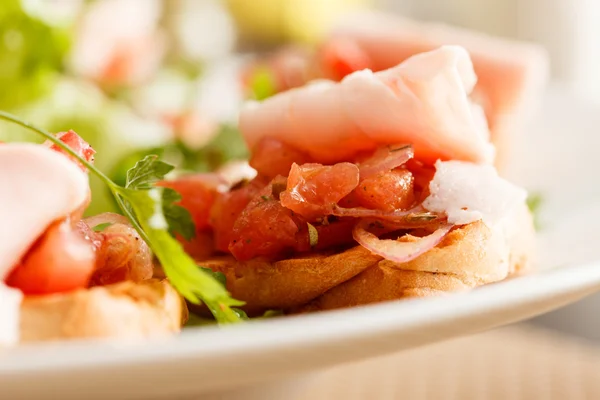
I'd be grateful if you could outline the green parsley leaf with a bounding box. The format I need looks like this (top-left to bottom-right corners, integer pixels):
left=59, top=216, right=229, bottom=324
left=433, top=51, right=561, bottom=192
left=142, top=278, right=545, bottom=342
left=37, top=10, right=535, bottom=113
left=162, top=188, right=196, bottom=241
left=307, top=222, right=318, bottom=248
left=200, top=267, right=227, bottom=287
left=0, top=110, right=244, bottom=325
left=232, top=308, right=249, bottom=320
left=125, top=155, right=196, bottom=241
left=116, top=187, right=244, bottom=323
left=126, top=155, right=174, bottom=190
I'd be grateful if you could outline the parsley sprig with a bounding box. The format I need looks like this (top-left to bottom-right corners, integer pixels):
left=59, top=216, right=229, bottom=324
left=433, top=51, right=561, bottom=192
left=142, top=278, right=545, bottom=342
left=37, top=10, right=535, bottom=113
left=0, top=110, right=244, bottom=324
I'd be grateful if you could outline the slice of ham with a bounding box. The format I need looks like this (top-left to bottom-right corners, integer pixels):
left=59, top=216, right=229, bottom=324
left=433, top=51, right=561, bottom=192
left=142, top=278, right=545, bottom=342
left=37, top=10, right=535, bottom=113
left=0, top=144, right=89, bottom=279
left=240, top=46, right=494, bottom=165
left=329, top=12, right=549, bottom=169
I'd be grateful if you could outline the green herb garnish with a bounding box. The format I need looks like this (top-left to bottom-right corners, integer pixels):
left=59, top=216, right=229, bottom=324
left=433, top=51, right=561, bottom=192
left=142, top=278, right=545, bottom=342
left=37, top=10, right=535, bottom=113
left=526, top=192, right=543, bottom=230
left=307, top=222, right=318, bottom=248
left=0, top=110, right=244, bottom=324
left=92, top=222, right=113, bottom=232
left=125, top=155, right=196, bottom=241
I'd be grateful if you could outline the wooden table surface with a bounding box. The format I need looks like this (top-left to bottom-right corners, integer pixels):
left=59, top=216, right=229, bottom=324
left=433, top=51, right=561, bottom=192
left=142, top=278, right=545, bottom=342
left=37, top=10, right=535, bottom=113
left=294, top=325, right=600, bottom=399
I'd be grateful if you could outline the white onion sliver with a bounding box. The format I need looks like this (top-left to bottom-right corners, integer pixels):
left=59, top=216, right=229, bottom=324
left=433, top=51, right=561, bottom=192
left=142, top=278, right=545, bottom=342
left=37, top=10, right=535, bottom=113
left=332, top=204, right=440, bottom=223
left=353, top=222, right=453, bottom=264
left=83, top=212, right=131, bottom=229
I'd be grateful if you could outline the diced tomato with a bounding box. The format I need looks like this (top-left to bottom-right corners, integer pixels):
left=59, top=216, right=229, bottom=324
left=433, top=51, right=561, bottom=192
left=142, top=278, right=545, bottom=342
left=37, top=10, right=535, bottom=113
left=405, top=159, right=436, bottom=200
left=349, top=169, right=415, bottom=211
left=280, top=162, right=360, bottom=220
left=294, top=217, right=357, bottom=253
left=210, top=177, right=267, bottom=253
left=249, top=137, right=313, bottom=180
left=319, top=38, right=373, bottom=81
left=6, top=219, right=96, bottom=295
left=47, top=130, right=96, bottom=170
left=180, top=231, right=215, bottom=261
left=229, top=177, right=301, bottom=261
left=158, top=173, right=224, bottom=232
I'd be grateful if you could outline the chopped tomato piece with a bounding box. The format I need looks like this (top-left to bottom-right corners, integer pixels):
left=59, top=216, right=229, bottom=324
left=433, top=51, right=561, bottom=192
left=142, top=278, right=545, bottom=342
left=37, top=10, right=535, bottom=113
left=6, top=219, right=96, bottom=295
left=229, top=177, right=301, bottom=261
left=158, top=173, right=224, bottom=232
left=406, top=159, right=436, bottom=200
left=294, top=217, right=357, bottom=253
left=280, top=162, right=360, bottom=220
left=349, top=169, right=415, bottom=211
left=46, top=130, right=96, bottom=169
left=249, top=137, right=313, bottom=180
left=210, top=177, right=267, bottom=253
left=319, top=38, right=372, bottom=81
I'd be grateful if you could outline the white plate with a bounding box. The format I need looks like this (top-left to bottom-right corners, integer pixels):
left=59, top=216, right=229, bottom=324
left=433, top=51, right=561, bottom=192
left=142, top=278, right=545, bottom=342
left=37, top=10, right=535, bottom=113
left=2, top=87, right=600, bottom=400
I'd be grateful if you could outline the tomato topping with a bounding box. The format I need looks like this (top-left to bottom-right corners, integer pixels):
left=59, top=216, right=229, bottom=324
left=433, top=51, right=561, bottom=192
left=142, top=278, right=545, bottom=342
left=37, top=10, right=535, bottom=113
left=210, top=177, right=267, bottom=252
left=229, top=177, right=301, bottom=261
left=6, top=219, right=96, bottom=295
left=406, top=159, right=436, bottom=200
left=293, top=217, right=357, bottom=253
left=280, top=162, right=360, bottom=221
left=350, top=169, right=415, bottom=212
left=319, top=38, right=373, bottom=81
left=249, top=137, right=313, bottom=180
left=158, top=174, right=224, bottom=232
left=47, top=130, right=96, bottom=170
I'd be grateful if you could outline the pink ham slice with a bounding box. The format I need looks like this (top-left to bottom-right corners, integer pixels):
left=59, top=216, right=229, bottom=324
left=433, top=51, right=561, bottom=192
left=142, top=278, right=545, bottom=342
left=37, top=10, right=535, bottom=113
left=240, top=46, right=494, bottom=166
left=0, top=144, right=89, bottom=279
left=329, top=12, right=549, bottom=169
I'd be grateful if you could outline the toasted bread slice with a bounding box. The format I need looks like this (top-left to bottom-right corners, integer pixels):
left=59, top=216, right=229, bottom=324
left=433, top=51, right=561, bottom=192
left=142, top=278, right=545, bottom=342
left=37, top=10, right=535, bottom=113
left=20, top=279, right=186, bottom=343
left=199, top=246, right=382, bottom=314
left=300, top=204, right=535, bottom=312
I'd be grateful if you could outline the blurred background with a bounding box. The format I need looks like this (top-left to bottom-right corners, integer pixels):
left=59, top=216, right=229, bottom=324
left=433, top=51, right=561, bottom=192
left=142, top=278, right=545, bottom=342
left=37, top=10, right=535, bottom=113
left=1, top=0, right=599, bottom=355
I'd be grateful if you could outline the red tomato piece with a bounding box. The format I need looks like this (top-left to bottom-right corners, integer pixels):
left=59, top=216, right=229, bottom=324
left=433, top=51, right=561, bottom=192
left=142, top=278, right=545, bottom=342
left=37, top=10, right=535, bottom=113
left=229, top=177, right=301, bottom=261
left=319, top=38, right=373, bottom=81
left=47, top=130, right=96, bottom=169
left=350, top=169, right=415, bottom=212
left=405, top=159, right=436, bottom=200
left=249, top=137, right=313, bottom=180
left=6, top=219, right=96, bottom=295
left=294, top=217, right=357, bottom=253
left=280, top=162, right=360, bottom=221
left=210, top=177, right=267, bottom=253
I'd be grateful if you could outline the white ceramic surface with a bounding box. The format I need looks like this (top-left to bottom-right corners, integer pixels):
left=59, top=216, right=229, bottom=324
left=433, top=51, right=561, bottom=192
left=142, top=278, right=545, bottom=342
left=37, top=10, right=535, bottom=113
left=1, top=87, right=599, bottom=400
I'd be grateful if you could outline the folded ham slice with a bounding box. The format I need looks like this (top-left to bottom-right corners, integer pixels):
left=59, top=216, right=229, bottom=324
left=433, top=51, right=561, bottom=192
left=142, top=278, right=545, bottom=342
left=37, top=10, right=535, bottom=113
left=0, top=144, right=89, bottom=279
left=329, top=12, right=549, bottom=168
left=0, top=144, right=89, bottom=346
left=240, top=46, right=493, bottom=165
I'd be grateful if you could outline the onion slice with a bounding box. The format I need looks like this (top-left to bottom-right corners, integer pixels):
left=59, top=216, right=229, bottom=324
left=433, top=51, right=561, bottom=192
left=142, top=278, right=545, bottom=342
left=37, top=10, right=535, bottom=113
left=358, top=144, right=414, bottom=180
left=332, top=204, right=440, bottom=224
left=353, top=221, right=453, bottom=264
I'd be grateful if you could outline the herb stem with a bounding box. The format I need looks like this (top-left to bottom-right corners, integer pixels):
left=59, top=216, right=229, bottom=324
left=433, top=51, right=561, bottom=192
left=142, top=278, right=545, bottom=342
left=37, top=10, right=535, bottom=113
left=0, top=111, right=116, bottom=190
left=113, top=191, right=152, bottom=243
left=0, top=111, right=148, bottom=241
